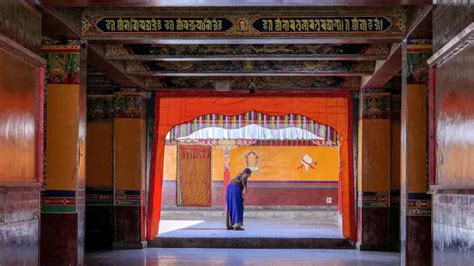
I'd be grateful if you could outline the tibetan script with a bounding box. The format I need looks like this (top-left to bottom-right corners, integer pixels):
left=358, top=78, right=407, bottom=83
left=96, top=17, right=233, bottom=33
left=253, top=17, right=391, bottom=33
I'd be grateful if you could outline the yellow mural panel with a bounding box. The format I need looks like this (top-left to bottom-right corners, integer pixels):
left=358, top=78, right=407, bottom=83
left=114, top=118, right=145, bottom=190
left=163, top=144, right=177, bottom=180
left=406, top=84, right=428, bottom=192
left=86, top=122, right=113, bottom=187
left=211, top=147, right=225, bottom=181
left=229, top=146, right=340, bottom=181
left=360, top=119, right=391, bottom=192
left=46, top=84, right=79, bottom=190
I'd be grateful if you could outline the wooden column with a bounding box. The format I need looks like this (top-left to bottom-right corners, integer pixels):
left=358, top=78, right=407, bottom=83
left=390, top=85, right=401, bottom=249
left=357, top=88, right=391, bottom=250
left=400, top=40, right=432, bottom=266
left=40, top=43, right=87, bottom=265
left=85, top=91, right=115, bottom=250
left=113, top=89, right=147, bottom=249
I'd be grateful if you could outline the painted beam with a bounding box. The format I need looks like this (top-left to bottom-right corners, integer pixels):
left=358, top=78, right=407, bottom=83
left=41, top=0, right=432, bottom=7
left=88, top=44, right=146, bottom=88
left=144, top=76, right=360, bottom=90
left=81, top=7, right=406, bottom=41
left=125, top=60, right=374, bottom=77
left=360, top=43, right=402, bottom=89
left=105, top=44, right=389, bottom=61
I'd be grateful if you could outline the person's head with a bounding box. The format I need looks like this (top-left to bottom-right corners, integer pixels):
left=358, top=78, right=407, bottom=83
left=242, top=168, right=252, bottom=178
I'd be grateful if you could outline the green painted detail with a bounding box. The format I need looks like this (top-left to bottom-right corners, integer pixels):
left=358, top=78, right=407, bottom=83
left=41, top=205, right=76, bottom=213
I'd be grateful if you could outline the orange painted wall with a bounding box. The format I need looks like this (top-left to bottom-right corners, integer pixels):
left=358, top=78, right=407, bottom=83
left=406, top=85, right=428, bottom=192
left=86, top=122, right=113, bottom=187
left=229, top=146, right=339, bottom=181
left=46, top=84, right=80, bottom=190
left=114, top=118, right=146, bottom=191
left=358, top=119, right=391, bottom=192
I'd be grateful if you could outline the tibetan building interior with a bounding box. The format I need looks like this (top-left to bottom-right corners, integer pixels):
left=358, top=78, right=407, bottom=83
left=0, top=0, right=473, bottom=265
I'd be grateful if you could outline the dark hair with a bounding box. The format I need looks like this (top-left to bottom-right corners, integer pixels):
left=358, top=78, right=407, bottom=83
left=243, top=168, right=252, bottom=175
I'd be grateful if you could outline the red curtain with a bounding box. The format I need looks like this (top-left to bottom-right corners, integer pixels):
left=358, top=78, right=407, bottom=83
left=147, top=92, right=355, bottom=241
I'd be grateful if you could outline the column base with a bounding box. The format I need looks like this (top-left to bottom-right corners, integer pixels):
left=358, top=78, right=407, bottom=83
left=112, top=241, right=147, bottom=250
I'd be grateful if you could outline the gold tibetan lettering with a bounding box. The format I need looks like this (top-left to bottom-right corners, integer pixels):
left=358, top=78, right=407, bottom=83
left=301, top=19, right=309, bottom=31
left=176, top=18, right=183, bottom=31
left=358, top=19, right=367, bottom=31
left=105, top=19, right=116, bottom=31
left=351, top=17, right=359, bottom=31
left=165, top=20, right=175, bottom=31
left=282, top=19, right=289, bottom=31
left=275, top=19, right=282, bottom=31
left=117, top=18, right=124, bottom=31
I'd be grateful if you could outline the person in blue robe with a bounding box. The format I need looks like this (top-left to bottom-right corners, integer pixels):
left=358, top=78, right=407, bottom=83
left=226, top=168, right=252, bottom=230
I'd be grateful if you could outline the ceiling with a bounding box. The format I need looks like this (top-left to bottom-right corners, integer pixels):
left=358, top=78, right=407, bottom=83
left=36, top=2, right=432, bottom=92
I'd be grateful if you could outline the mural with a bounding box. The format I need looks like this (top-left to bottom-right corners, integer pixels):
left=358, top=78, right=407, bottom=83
left=126, top=60, right=374, bottom=74
left=106, top=43, right=389, bottom=58
left=406, top=40, right=432, bottom=85
left=42, top=44, right=81, bottom=84
left=298, top=154, right=318, bottom=173
left=113, top=90, right=145, bottom=119
left=87, top=94, right=114, bottom=121
left=145, top=76, right=359, bottom=90
left=82, top=7, right=406, bottom=38
left=245, top=150, right=260, bottom=173
left=361, top=88, right=391, bottom=119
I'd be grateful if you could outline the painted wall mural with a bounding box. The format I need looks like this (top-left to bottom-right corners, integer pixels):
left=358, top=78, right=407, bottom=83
left=360, top=88, right=391, bottom=119
left=105, top=43, right=389, bottom=58
left=145, top=76, right=359, bottom=90
left=82, top=7, right=406, bottom=39
left=42, top=44, right=81, bottom=84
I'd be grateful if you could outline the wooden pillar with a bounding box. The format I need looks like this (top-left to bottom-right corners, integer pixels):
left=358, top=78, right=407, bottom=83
left=85, top=91, right=114, bottom=250
left=390, top=85, right=401, bottom=249
left=113, top=89, right=147, bottom=249
left=357, top=88, right=391, bottom=250
left=400, top=40, right=432, bottom=266
left=40, top=43, right=87, bottom=265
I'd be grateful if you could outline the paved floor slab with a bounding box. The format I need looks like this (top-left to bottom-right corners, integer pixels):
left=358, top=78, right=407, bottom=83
left=85, top=248, right=400, bottom=266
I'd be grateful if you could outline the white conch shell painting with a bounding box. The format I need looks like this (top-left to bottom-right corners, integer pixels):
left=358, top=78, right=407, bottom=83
left=299, top=154, right=317, bottom=172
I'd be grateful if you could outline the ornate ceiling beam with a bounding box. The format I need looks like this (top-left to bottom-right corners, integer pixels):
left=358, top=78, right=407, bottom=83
left=360, top=43, right=402, bottom=88
left=81, top=7, right=407, bottom=42
left=105, top=44, right=389, bottom=61
left=41, top=0, right=432, bottom=7
left=144, top=76, right=360, bottom=91
left=125, top=60, right=374, bottom=77
left=88, top=44, right=146, bottom=88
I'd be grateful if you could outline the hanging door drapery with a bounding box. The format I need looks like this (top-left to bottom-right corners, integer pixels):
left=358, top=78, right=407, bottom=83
left=177, top=144, right=212, bottom=207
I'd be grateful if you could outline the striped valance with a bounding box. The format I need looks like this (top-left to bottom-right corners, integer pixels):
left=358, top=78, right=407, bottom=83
left=168, top=111, right=339, bottom=145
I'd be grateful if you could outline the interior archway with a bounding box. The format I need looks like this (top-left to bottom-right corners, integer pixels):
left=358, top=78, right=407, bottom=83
left=147, top=91, right=355, bottom=241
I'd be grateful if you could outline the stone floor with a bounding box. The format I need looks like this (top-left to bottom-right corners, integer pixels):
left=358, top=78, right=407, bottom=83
left=158, top=218, right=342, bottom=238
left=158, top=207, right=342, bottom=239
left=85, top=248, right=400, bottom=265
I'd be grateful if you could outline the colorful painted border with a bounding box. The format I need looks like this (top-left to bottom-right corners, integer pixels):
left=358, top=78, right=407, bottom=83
left=41, top=190, right=76, bottom=213
left=86, top=186, right=114, bottom=206
left=358, top=191, right=389, bottom=207
left=115, top=190, right=142, bottom=206
left=407, top=192, right=431, bottom=217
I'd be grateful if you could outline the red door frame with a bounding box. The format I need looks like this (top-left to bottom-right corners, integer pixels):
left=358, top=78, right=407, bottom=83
left=146, top=91, right=356, bottom=241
